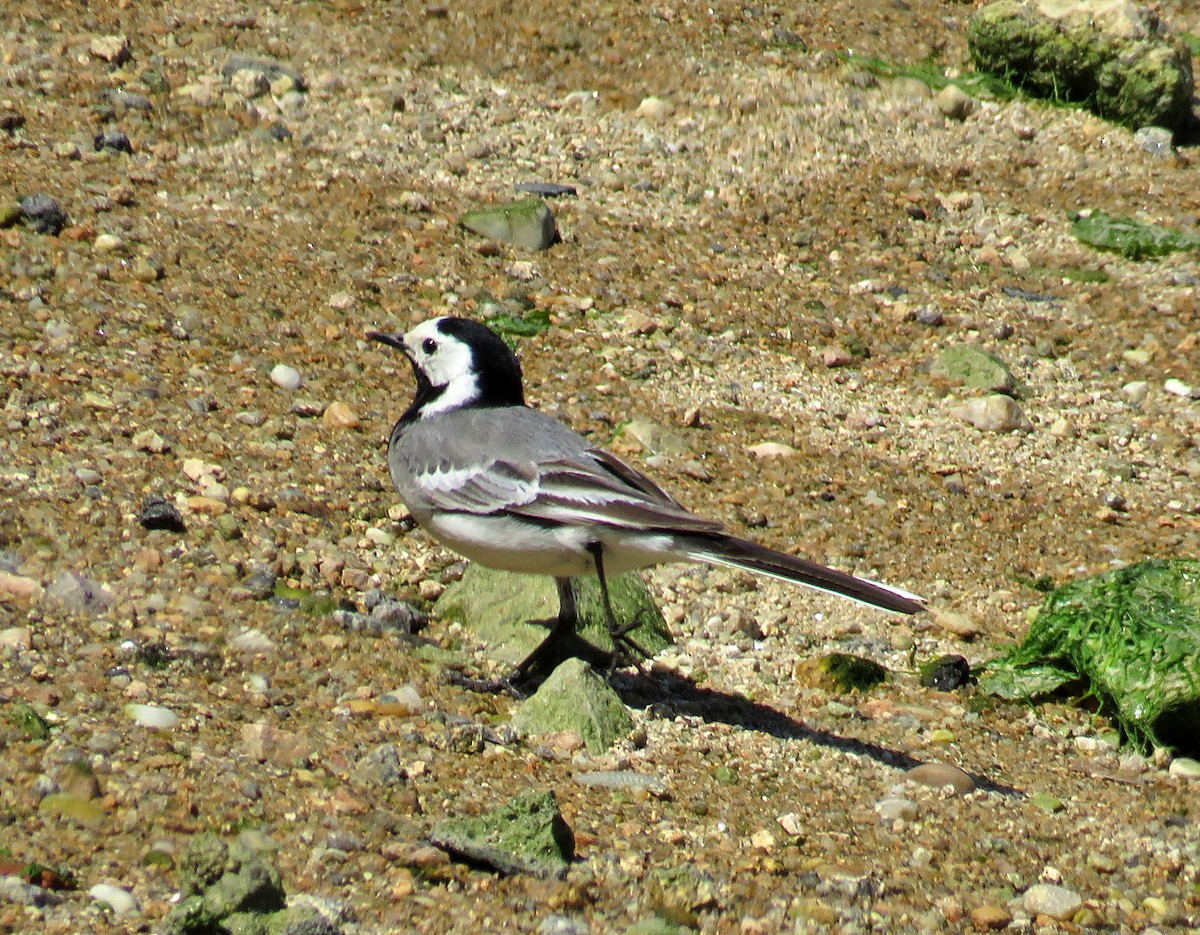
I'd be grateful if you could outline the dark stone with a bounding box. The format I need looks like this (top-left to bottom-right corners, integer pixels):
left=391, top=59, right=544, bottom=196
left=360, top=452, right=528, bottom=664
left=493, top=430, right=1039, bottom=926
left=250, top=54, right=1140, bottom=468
left=514, top=181, right=577, bottom=198
left=139, top=496, right=186, bottom=533
left=919, top=654, right=972, bottom=690
left=93, top=128, right=134, bottom=154
left=19, top=194, right=68, bottom=235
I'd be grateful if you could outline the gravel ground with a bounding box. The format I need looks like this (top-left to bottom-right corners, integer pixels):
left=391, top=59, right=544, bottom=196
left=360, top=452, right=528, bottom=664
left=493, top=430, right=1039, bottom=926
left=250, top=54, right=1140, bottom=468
left=2, top=0, right=1200, bottom=932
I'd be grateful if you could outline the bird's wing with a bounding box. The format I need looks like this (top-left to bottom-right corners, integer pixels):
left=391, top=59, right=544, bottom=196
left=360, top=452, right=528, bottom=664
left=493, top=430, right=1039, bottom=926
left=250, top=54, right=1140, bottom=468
left=509, top=449, right=726, bottom=535
left=395, top=437, right=723, bottom=534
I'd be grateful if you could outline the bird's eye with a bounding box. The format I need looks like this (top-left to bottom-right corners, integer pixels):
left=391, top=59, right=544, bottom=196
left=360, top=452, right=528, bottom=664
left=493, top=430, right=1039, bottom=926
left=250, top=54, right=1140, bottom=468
left=422, top=338, right=437, bottom=354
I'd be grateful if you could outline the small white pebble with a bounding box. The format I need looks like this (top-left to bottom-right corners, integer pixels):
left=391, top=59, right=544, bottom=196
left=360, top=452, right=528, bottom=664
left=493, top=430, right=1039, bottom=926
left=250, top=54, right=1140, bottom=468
left=124, top=703, right=179, bottom=729
left=270, top=364, right=303, bottom=391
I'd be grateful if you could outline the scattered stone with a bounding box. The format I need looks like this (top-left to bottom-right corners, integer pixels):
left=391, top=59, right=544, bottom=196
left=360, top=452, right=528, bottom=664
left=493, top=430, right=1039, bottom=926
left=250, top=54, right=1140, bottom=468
left=575, top=771, right=666, bottom=793
left=745, top=441, right=798, bottom=459
left=623, top=418, right=690, bottom=456
left=969, top=905, right=1013, bottom=930
left=0, top=625, right=34, bottom=648
left=125, top=703, right=180, bottom=729
left=819, top=345, right=854, bottom=368
left=93, top=128, right=133, bottom=154
left=919, top=654, right=972, bottom=689
left=793, top=653, right=887, bottom=692
left=322, top=401, right=359, bottom=429
left=220, top=54, right=307, bottom=91
left=460, top=198, right=560, bottom=251
left=163, top=834, right=289, bottom=935
left=429, top=789, right=574, bottom=879
left=230, top=68, right=271, bottom=99
left=968, top=0, right=1194, bottom=132
left=93, top=232, right=126, bottom=253
left=931, top=346, right=1016, bottom=394
left=229, top=628, right=276, bottom=653
left=242, top=722, right=315, bottom=765
left=953, top=394, right=1032, bottom=432
left=1030, top=792, right=1065, bottom=812
left=1022, top=882, right=1082, bottom=920
left=331, top=597, right=428, bottom=634
left=139, top=496, right=186, bottom=533
left=352, top=742, right=405, bottom=787
left=132, top=428, right=170, bottom=453
left=88, top=883, right=139, bottom=918
left=1164, top=377, right=1197, bottom=398
left=45, top=571, right=114, bottom=614
left=513, top=658, right=634, bottom=753
left=0, top=573, right=41, bottom=602
left=19, top=194, right=68, bottom=235
left=270, top=364, right=303, bottom=390
left=0, top=875, right=63, bottom=906
left=515, top=181, right=577, bottom=198
left=904, top=763, right=977, bottom=794
left=635, top=96, right=672, bottom=120
left=131, top=255, right=164, bottom=282
left=875, top=797, right=919, bottom=821
left=1168, top=756, right=1200, bottom=778
left=1122, top=380, right=1150, bottom=403
left=1134, top=125, right=1173, bottom=157
left=89, top=34, right=132, bottom=64
left=38, top=791, right=106, bottom=827
left=936, top=84, right=977, bottom=120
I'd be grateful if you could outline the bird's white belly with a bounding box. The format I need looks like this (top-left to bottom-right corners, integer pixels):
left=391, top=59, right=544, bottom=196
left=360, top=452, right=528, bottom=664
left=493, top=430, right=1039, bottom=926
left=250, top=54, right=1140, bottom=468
left=418, top=512, right=679, bottom=579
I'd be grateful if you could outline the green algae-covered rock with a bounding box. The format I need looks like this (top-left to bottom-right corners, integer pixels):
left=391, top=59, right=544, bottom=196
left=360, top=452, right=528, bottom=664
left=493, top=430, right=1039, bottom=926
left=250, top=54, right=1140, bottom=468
left=459, top=198, right=560, bottom=250
left=429, top=789, right=575, bottom=879
left=435, top=564, right=671, bottom=668
left=968, top=0, right=1194, bottom=132
left=512, top=657, right=634, bottom=752
left=980, top=559, right=1200, bottom=755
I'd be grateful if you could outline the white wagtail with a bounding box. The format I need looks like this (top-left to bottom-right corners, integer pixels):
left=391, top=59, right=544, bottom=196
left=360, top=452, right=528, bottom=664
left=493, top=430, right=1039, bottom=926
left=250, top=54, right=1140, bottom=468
left=368, top=317, right=925, bottom=672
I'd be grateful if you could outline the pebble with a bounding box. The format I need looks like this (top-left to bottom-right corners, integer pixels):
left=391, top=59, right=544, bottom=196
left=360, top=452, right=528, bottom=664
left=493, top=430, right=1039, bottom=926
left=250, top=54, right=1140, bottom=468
left=376, top=684, right=425, bottom=716
left=124, top=704, right=179, bottom=729
left=132, top=429, right=170, bottom=456
left=271, top=364, right=303, bottom=390
left=88, top=883, right=139, bottom=917
left=0, top=626, right=34, bottom=650
left=46, top=572, right=114, bottom=614
left=19, top=194, right=68, bottom=235
left=636, top=96, right=672, bottom=120
left=874, top=797, right=918, bottom=821
left=230, top=628, right=276, bottom=653
left=0, top=876, right=63, bottom=907
left=969, top=905, right=1012, bottom=930
left=1134, top=125, right=1173, bottom=158
left=745, top=441, right=798, bottom=459
left=1164, top=377, right=1197, bottom=398
left=953, top=395, right=1032, bottom=433
left=935, top=84, right=976, bottom=120
left=93, top=129, right=133, bottom=154
left=904, top=763, right=976, bottom=794
left=1021, top=883, right=1081, bottom=920
left=515, top=182, right=577, bottom=198
left=88, top=35, right=132, bottom=64
left=1168, top=756, right=1200, bottom=778
left=929, top=608, right=980, bottom=640
left=328, top=291, right=357, bottom=310
left=231, top=68, right=271, bottom=99
left=138, top=496, right=186, bottom=533
left=0, top=573, right=41, bottom=602
left=93, top=232, right=125, bottom=253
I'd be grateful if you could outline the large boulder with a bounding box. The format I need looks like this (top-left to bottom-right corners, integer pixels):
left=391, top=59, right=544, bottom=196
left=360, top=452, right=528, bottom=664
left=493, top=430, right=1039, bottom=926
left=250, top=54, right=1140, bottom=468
left=967, top=0, right=1194, bottom=132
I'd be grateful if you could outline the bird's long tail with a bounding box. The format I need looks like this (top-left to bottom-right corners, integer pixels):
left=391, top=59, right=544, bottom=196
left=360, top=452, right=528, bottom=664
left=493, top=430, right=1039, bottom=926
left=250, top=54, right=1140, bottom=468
left=675, top=533, right=926, bottom=615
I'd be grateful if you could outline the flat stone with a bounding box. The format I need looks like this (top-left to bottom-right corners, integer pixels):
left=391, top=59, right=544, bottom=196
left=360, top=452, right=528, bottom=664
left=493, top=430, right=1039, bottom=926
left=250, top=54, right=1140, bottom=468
left=904, top=762, right=977, bottom=794
left=460, top=198, right=559, bottom=251
left=1022, top=882, right=1082, bottom=920
left=429, top=789, right=574, bottom=880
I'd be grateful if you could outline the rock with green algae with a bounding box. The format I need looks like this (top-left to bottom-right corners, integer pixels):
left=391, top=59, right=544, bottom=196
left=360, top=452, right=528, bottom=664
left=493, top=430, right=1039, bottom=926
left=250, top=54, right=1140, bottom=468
left=931, top=345, right=1017, bottom=395
left=793, top=652, right=888, bottom=692
left=434, top=564, right=671, bottom=668
left=980, top=558, right=1200, bottom=756
left=967, top=0, right=1194, bottom=132
left=429, top=788, right=575, bottom=880
left=459, top=197, right=560, bottom=250
left=512, top=657, right=634, bottom=753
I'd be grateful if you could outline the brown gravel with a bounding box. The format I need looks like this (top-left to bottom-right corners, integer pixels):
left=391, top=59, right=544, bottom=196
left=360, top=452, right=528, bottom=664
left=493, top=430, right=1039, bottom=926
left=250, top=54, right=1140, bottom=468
left=2, top=0, right=1200, bottom=932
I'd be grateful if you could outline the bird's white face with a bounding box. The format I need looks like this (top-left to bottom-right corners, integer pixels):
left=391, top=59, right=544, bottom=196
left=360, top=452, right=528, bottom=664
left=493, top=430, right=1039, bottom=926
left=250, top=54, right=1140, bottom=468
left=403, top=318, right=480, bottom=417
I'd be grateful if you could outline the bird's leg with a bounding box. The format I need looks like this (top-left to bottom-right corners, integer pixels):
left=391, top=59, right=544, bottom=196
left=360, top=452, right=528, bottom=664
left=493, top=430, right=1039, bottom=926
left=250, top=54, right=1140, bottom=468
left=586, top=543, right=654, bottom=665
left=510, top=578, right=581, bottom=676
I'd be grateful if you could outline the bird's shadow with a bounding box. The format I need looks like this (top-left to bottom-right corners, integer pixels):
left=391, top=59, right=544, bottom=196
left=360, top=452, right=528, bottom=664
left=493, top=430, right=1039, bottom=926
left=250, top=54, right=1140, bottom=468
left=605, top=668, right=1023, bottom=798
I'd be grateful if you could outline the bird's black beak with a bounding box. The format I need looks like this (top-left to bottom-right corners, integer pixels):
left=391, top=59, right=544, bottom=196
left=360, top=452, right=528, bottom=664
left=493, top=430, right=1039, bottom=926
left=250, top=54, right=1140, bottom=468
left=366, top=330, right=408, bottom=355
